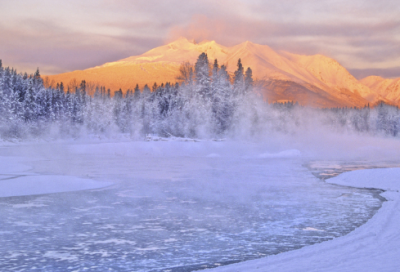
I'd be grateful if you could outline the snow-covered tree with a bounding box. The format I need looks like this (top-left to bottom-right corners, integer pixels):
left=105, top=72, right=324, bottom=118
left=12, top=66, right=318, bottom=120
left=194, top=53, right=211, bottom=98
left=233, top=59, right=244, bottom=95
left=244, top=67, right=254, bottom=93
left=177, top=62, right=194, bottom=85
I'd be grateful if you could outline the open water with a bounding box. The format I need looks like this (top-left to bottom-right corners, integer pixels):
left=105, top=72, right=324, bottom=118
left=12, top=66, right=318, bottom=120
left=0, top=144, right=385, bottom=271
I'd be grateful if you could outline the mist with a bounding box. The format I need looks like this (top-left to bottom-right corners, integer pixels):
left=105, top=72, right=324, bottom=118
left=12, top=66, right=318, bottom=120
left=1, top=55, right=400, bottom=143
left=1, top=132, right=396, bottom=271
left=2, top=55, right=400, bottom=271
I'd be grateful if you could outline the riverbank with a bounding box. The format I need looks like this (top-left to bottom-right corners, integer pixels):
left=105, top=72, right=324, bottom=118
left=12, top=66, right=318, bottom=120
left=207, top=167, right=400, bottom=272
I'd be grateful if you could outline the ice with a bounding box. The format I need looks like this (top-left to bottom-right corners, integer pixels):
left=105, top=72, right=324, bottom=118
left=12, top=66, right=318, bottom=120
left=43, top=251, right=79, bottom=262
left=208, top=168, right=400, bottom=272
left=0, top=141, right=387, bottom=271
left=0, top=174, right=113, bottom=198
left=258, top=149, right=301, bottom=158
left=302, top=227, right=325, bottom=232
left=0, top=157, right=32, bottom=173
left=93, top=239, right=136, bottom=245
left=12, top=203, right=48, bottom=209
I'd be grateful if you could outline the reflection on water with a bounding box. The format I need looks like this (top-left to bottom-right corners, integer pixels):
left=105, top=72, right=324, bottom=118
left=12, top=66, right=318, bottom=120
left=0, top=157, right=384, bottom=272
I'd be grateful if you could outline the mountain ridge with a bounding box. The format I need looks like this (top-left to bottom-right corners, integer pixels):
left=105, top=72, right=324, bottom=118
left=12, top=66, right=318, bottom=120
left=361, top=76, right=400, bottom=105
left=45, top=38, right=396, bottom=107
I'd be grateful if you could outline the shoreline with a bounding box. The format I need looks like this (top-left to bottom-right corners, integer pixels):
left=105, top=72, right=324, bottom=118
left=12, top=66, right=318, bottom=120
left=206, top=167, right=400, bottom=272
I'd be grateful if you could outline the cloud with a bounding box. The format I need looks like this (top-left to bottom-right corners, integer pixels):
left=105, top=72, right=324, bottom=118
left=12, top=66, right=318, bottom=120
left=166, top=13, right=400, bottom=75
left=1, top=0, right=399, bottom=77
left=349, top=67, right=400, bottom=80
left=0, top=19, right=162, bottom=75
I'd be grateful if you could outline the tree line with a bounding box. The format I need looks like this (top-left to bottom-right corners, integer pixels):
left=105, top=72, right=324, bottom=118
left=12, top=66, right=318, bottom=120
left=1, top=56, right=400, bottom=140
left=0, top=55, right=255, bottom=139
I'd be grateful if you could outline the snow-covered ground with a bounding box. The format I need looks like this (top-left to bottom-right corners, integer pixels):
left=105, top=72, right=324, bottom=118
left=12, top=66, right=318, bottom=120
left=0, top=156, right=112, bottom=197
left=207, top=169, right=400, bottom=272
left=0, top=138, right=400, bottom=271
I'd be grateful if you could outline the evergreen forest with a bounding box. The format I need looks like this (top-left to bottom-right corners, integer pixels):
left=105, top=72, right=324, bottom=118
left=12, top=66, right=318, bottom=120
left=1, top=55, right=400, bottom=140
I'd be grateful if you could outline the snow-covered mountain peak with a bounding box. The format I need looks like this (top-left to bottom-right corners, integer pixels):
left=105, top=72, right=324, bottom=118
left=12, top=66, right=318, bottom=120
left=361, top=76, right=400, bottom=103
left=46, top=38, right=398, bottom=107
left=361, top=76, right=388, bottom=85
left=107, top=38, right=230, bottom=66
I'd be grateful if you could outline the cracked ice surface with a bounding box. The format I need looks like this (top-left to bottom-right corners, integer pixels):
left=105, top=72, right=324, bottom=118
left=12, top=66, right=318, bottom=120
left=0, top=141, right=385, bottom=271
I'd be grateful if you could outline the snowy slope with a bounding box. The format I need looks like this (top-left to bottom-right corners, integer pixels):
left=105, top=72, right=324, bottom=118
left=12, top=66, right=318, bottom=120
left=115, top=38, right=230, bottom=65
left=361, top=76, right=400, bottom=105
left=46, top=38, right=383, bottom=107
left=283, top=53, right=379, bottom=103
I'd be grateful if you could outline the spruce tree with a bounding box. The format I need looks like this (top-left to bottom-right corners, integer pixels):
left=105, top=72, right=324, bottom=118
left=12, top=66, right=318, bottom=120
left=142, top=84, right=151, bottom=97
left=212, top=64, right=233, bottom=133
left=152, top=82, right=158, bottom=92
left=244, top=67, right=254, bottom=92
left=211, top=59, right=219, bottom=91
left=114, top=89, right=123, bottom=99
left=32, top=68, right=43, bottom=93
left=194, top=53, right=211, bottom=97
left=80, top=80, right=86, bottom=93
left=233, top=59, right=244, bottom=94
left=134, top=84, right=140, bottom=100
left=213, top=59, right=219, bottom=75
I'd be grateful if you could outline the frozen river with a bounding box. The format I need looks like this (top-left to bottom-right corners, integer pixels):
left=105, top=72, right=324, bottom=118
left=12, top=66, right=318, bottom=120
left=0, top=141, right=386, bottom=271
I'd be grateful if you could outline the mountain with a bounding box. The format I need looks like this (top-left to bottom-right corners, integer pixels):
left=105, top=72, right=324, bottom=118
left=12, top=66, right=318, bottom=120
left=360, top=76, right=400, bottom=105
left=45, top=38, right=386, bottom=107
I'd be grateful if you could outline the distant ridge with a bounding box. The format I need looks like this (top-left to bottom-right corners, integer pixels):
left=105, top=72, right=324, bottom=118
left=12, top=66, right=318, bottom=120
left=360, top=76, right=400, bottom=105
left=45, top=38, right=397, bottom=107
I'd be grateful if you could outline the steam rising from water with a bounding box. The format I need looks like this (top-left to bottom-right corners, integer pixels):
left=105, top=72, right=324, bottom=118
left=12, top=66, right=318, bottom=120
left=0, top=140, right=389, bottom=272
left=1, top=58, right=400, bottom=142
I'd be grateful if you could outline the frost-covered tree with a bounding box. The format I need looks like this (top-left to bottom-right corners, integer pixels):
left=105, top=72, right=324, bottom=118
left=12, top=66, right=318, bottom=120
left=233, top=59, right=244, bottom=95
left=134, top=84, right=140, bottom=100
left=244, top=67, right=254, bottom=93
left=3, top=54, right=400, bottom=140
left=177, top=62, right=194, bottom=86
left=211, top=63, right=233, bottom=133
left=375, top=102, right=400, bottom=136
left=195, top=53, right=211, bottom=98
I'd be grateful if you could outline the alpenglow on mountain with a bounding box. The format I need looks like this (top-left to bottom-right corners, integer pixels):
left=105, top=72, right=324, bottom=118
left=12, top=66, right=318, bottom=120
left=46, top=38, right=393, bottom=108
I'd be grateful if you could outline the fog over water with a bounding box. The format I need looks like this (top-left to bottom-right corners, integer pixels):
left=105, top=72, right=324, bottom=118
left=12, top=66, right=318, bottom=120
left=1, top=137, right=399, bottom=271
left=2, top=55, right=400, bottom=142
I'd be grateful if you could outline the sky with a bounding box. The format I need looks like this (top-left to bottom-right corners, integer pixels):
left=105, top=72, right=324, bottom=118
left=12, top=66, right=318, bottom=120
left=1, top=0, right=399, bottom=78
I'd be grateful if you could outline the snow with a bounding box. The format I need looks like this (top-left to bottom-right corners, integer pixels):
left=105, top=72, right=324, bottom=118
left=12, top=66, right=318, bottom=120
left=0, top=175, right=113, bottom=197
left=207, top=168, right=400, bottom=272
left=0, top=156, right=32, bottom=173
left=361, top=76, right=400, bottom=103
left=0, top=156, right=112, bottom=198
left=327, top=168, right=400, bottom=192
left=258, top=149, right=301, bottom=158
left=46, top=38, right=383, bottom=107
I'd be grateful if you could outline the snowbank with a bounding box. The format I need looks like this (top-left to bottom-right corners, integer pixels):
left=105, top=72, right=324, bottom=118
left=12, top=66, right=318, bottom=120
left=0, top=156, right=112, bottom=198
left=207, top=168, right=400, bottom=272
